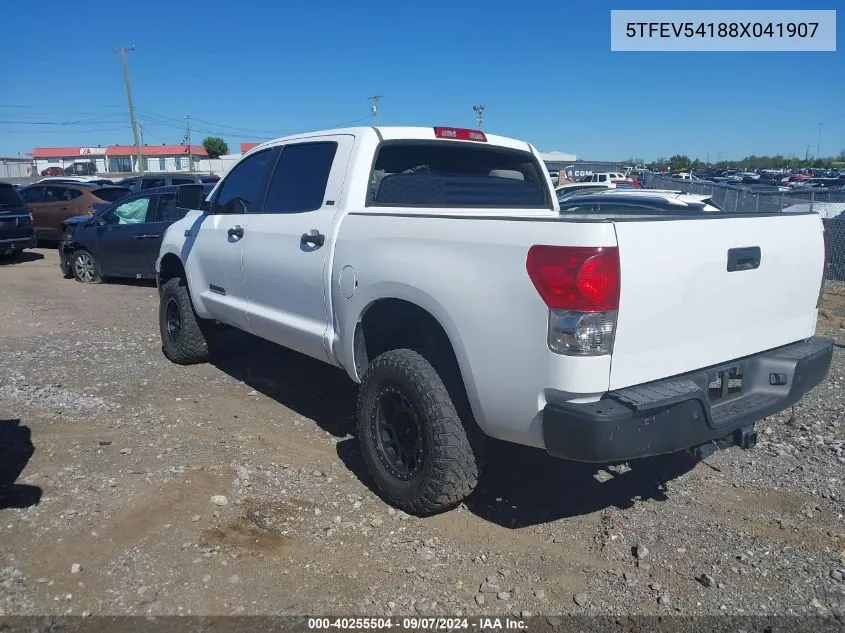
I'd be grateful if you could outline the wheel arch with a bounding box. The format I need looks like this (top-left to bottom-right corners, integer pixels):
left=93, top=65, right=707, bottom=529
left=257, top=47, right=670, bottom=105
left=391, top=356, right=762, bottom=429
left=351, top=294, right=483, bottom=436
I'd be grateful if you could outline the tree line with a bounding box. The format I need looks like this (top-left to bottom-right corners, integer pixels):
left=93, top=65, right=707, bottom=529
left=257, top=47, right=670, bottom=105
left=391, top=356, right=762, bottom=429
left=625, top=151, right=845, bottom=171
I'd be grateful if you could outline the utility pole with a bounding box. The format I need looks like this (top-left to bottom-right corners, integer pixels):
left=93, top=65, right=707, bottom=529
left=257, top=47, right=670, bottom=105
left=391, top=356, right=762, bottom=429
left=114, top=45, right=144, bottom=174
left=473, top=104, right=485, bottom=129
left=805, top=145, right=811, bottom=161
left=368, top=95, right=383, bottom=125
left=817, top=122, right=823, bottom=161
left=138, top=124, right=145, bottom=147
left=186, top=115, right=193, bottom=172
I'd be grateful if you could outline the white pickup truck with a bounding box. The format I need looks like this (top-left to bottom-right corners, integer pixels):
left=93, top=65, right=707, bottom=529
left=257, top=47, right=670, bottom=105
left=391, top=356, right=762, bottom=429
left=156, top=126, right=834, bottom=515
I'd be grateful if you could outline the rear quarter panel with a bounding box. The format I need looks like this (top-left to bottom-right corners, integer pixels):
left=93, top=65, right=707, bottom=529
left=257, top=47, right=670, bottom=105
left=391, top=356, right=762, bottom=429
left=330, top=211, right=617, bottom=447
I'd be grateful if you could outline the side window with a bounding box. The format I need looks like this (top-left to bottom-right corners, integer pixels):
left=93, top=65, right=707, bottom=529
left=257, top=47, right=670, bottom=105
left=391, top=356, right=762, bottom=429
left=44, top=186, right=68, bottom=202
left=212, top=149, right=275, bottom=214
left=170, top=178, right=194, bottom=185
left=64, top=189, right=82, bottom=201
left=154, top=193, right=188, bottom=223
left=263, top=142, right=337, bottom=214
left=140, top=178, right=165, bottom=189
left=20, top=187, right=44, bottom=203
left=597, top=174, right=607, bottom=182
left=105, top=196, right=152, bottom=225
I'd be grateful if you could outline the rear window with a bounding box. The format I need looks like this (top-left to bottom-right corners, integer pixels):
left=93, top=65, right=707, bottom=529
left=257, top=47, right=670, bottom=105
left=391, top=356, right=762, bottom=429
left=92, top=187, right=131, bottom=203
left=0, top=185, right=25, bottom=206
left=170, top=178, right=196, bottom=185
left=367, top=142, right=550, bottom=209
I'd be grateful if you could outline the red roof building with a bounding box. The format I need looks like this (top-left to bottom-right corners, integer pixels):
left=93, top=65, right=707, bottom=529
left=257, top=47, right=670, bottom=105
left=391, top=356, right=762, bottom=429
left=239, top=142, right=261, bottom=153
left=29, top=144, right=209, bottom=175
left=30, top=144, right=207, bottom=158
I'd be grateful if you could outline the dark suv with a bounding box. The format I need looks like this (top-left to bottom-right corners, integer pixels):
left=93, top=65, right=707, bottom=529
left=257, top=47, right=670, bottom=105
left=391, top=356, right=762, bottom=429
left=117, top=173, right=219, bottom=193
left=0, top=182, right=37, bottom=260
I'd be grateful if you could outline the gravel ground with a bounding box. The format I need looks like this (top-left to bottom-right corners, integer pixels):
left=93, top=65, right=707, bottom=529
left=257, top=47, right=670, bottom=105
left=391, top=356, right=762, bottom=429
left=0, top=249, right=844, bottom=621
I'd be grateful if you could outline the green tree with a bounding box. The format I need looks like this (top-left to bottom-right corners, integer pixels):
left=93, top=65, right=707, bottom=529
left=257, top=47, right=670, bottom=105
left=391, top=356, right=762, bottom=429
left=668, top=154, right=691, bottom=170
left=202, top=136, right=229, bottom=159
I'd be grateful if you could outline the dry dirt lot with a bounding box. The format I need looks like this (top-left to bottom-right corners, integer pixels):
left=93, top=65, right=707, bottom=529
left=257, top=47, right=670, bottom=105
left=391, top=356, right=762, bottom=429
left=1, top=248, right=844, bottom=621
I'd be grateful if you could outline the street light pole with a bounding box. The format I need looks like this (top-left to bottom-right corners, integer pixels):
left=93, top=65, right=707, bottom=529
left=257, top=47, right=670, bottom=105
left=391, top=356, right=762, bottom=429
left=817, top=122, right=823, bottom=161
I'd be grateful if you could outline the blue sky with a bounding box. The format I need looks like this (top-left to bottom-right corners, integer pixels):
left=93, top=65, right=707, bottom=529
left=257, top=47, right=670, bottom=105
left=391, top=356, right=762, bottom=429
left=0, top=0, right=841, bottom=161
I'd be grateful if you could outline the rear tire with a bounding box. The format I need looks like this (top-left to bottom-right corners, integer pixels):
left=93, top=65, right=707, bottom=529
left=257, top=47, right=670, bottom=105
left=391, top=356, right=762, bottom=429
left=71, top=249, right=102, bottom=283
left=356, top=348, right=479, bottom=515
left=159, top=277, right=211, bottom=365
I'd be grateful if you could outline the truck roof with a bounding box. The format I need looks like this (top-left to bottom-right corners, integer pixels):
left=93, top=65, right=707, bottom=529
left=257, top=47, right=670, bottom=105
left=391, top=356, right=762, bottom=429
left=244, top=126, right=534, bottom=155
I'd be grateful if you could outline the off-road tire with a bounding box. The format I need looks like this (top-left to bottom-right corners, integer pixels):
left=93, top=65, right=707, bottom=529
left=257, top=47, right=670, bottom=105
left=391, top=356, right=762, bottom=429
left=159, top=277, right=210, bottom=365
left=71, top=249, right=103, bottom=283
left=356, top=348, right=479, bottom=515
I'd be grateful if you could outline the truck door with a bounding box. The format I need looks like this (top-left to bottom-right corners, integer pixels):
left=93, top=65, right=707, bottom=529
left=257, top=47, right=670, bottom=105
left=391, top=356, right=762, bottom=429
left=186, top=147, right=279, bottom=330
left=240, top=135, right=354, bottom=362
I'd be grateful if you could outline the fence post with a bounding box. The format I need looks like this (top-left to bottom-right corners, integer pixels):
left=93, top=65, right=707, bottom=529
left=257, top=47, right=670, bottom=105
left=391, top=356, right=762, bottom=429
left=779, top=192, right=784, bottom=212
left=810, top=191, right=815, bottom=214
left=755, top=193, right=759, bottom=213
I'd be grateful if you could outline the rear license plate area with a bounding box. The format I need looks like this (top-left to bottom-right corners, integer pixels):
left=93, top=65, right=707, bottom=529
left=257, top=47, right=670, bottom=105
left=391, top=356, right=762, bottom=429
left=708, top=365, right=743, bottom=402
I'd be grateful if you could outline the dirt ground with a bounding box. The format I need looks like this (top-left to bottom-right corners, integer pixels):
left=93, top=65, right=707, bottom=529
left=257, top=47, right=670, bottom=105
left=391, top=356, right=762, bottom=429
left=1, top=248, right=844, bottom=620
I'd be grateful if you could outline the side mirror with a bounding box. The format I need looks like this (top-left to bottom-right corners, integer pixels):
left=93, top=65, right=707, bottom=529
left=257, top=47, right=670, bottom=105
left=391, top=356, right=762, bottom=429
left=176, top=184, right=205, bottom=210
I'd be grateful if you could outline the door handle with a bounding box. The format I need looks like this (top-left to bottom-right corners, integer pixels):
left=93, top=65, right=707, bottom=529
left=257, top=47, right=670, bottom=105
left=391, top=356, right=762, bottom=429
left=301, top=230, right=325, bottom=248
left=133, top=235, right=145, bottom=240
left=228, top=225, right=244, bottom=239
left=145, top=234, right=161, bottom=239
left=727, top=246, right=761, bottom=272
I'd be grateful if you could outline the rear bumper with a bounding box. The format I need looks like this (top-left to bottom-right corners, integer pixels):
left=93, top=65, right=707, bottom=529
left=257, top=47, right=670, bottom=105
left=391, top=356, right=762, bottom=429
left=0, top=232, right=37, bottom=252
left=543, top=337, right=834, bottom=462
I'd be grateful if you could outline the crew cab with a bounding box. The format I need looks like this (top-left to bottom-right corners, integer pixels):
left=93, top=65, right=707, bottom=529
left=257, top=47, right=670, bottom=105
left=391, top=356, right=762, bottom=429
left=155, top=126, right=833, bottom=515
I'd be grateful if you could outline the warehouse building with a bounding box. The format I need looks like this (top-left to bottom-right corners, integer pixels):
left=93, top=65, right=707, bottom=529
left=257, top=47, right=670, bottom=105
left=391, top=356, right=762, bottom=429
left=29, top=144, right=208, bottom=175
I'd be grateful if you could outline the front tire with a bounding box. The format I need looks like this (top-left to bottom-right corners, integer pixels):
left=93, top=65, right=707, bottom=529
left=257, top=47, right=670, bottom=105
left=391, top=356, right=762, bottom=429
left=71, top=249, right=102, bottom=283
left=356, top=348, right=479, bottom=515
left=159, top=277, right=210, bottom=365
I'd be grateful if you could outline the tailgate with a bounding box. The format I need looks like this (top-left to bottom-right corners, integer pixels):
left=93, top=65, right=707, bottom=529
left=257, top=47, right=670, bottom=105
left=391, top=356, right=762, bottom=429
left=609, top=213, right=825, bottom=390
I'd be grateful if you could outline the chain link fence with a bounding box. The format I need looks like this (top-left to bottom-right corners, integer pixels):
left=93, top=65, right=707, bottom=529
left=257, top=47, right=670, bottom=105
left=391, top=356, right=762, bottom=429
left=643, top=172, right=845, bottom=341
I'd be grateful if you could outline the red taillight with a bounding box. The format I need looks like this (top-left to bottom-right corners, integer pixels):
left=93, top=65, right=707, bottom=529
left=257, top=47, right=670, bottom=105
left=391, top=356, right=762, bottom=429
left=434, top=127, right=487, bottom=142
left=526, top=246, right=620, bottom=311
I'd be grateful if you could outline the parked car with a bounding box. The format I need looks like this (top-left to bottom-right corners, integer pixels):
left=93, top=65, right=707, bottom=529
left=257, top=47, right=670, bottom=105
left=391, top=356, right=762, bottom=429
left=40, top=166, right=65, bottom=177
left=63, top=161, right=98, bottom=176
left=558, top=189, right=727, bottom=213
left=117, top=173, right=220, bottom=193
left=19, top=182, right=131, bottom=240
left=37, top=176, right=112, bottom=184
left=0, top=182, right=36, bottom=260
left=153, top=125, right=832, bottom=515
left=59, top=184, right=214, bottom=282
left=36, top=177, right=115, bottom=186
left=555, top=182, right=611, bottom=200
